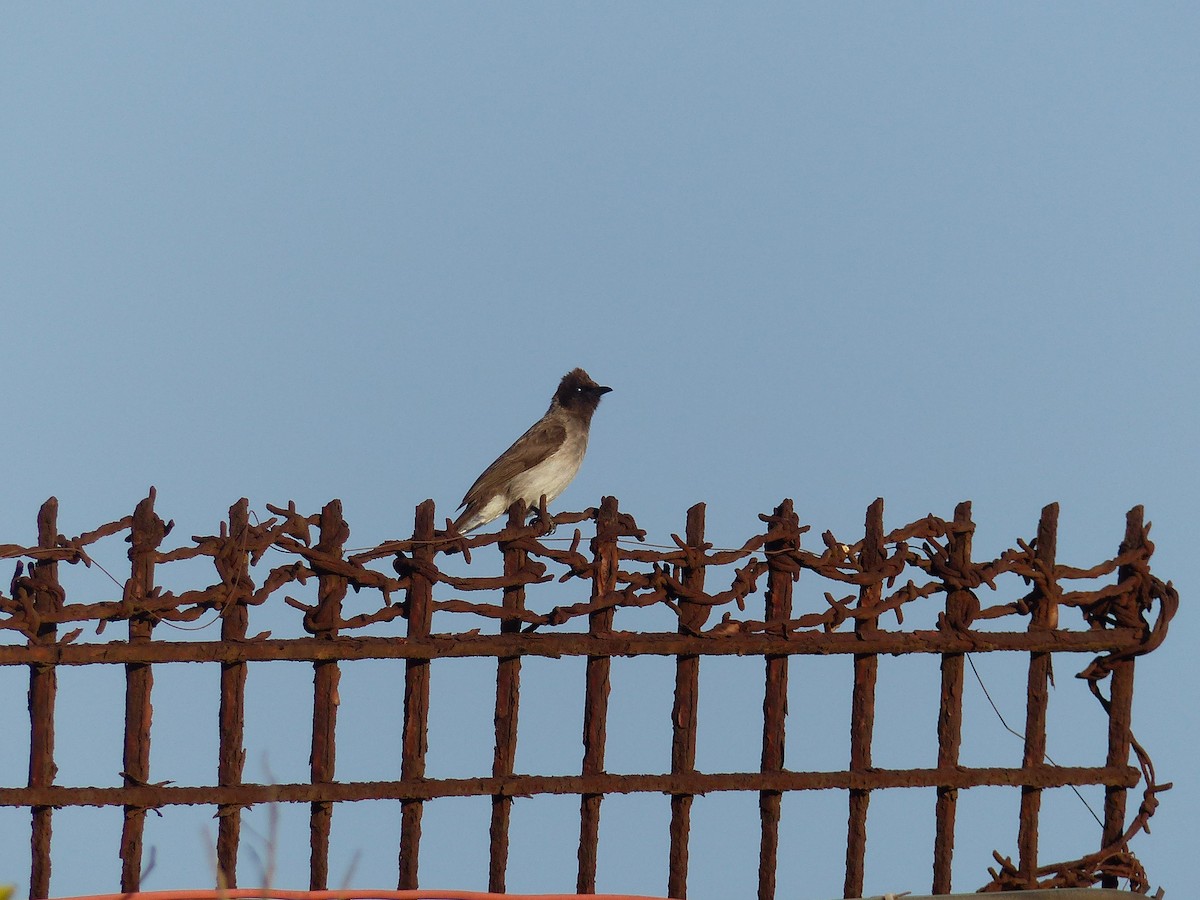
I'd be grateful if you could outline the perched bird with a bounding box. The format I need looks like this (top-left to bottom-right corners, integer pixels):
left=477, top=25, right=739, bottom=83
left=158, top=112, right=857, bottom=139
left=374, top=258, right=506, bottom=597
left=452, top=368, right=612, bottom=533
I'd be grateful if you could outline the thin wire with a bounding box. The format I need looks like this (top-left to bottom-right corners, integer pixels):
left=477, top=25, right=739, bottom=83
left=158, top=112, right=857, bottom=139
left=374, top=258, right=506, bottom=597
left=88, top=555, right=221, bottom=632
left=342, top=536, right=861, bottom=556
left=965, top=653, right=1104, bottom=829
left=89, top=557, right=126, bottom=592
left=159, top=612, right=222, bottom=631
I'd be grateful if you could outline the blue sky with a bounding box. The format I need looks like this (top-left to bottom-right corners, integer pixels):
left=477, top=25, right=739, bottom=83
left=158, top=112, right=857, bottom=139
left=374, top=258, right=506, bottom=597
left=1, top=4, right=1197, bottom=899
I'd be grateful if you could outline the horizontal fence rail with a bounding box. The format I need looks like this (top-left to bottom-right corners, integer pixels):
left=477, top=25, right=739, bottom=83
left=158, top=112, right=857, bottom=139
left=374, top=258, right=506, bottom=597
left=0, top=492, right=1177, bottom=899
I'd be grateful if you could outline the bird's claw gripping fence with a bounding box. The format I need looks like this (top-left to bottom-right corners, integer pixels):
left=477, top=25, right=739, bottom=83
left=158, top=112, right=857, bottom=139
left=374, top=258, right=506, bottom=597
left=0, top=491, right=1177, bottom=898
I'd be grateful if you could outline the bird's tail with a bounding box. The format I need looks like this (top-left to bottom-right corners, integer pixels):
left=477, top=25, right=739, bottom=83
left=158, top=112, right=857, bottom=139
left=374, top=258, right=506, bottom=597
left=452, top=506, right=485, bottom=534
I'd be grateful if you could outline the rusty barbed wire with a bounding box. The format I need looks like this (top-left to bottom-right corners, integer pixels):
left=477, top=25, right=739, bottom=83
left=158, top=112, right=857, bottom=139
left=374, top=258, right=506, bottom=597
left=0, top=496, right=1175, bottom=652
left=981, top=727, right=1171, bottom=892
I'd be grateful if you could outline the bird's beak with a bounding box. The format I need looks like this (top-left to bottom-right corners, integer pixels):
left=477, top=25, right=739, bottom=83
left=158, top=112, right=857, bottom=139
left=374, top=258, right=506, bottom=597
left=597, top=385, right=613, bottom=394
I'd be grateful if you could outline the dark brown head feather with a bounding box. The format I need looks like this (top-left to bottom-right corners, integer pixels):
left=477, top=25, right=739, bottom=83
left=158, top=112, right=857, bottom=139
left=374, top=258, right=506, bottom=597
left=552, top=368, right=612, bottom=420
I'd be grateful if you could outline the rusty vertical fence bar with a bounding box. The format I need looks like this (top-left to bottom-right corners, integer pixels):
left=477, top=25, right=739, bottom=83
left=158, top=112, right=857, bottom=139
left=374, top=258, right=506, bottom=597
left=489, top=501, right=528, bottom=893
left=217, top=499, right=252, bottom=887
left=1017, top=502, right=1059, bottom=884
left=27, top=498, right=61, bottom=900
left=310, top=500, right=349, bottom=890
left=121, top=490, right=166, bottom=892
left=578, top=496, right=619, bottom=894
left=932, top=500, right=972, bottom=894
left=1101, top=506, right=1144, bottom=888
left=667, top=502, right=708, bottom=900
left=845, top=498, right=884, bottom=899
left=759, top=499, right=799, bottom=900
left=398, top=499, right=435, bottom=890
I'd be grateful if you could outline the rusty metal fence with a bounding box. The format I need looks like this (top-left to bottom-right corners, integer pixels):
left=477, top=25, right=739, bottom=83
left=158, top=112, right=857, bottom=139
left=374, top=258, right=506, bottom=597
left=0, top=492, right=1177, bottom=898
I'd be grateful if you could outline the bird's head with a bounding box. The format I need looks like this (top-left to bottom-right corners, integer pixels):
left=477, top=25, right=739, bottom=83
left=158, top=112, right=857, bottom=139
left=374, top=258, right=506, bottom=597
left=554, top=368, right=612, bottom=417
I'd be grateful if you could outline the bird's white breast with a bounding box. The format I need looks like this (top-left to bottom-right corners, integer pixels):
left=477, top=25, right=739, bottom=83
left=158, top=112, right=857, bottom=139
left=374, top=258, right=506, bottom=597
left=505, top=430, right=588, bottom=508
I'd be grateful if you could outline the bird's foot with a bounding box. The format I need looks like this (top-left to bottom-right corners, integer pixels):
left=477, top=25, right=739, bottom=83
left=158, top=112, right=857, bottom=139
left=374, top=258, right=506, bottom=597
left=529, top=497, right=556, bottom=534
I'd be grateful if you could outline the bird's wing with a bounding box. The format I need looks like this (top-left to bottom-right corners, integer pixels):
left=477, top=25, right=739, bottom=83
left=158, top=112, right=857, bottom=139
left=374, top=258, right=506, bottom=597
left=459, top=418, right=568, bottom=509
